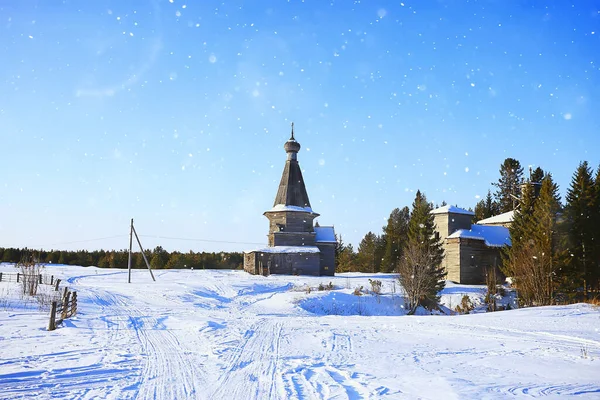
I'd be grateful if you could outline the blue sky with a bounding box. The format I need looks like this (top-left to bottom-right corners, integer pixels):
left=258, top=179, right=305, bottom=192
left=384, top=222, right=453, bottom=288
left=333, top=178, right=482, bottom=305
left=1, top=1, right=599, bottom=253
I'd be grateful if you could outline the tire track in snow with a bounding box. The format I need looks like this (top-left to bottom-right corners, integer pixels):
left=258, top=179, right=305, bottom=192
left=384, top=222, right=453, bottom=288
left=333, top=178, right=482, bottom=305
left=210, top=319, right=284, bottom=400
left=0, top=288, right=142, bottom=400
left=113, top=300, right=207, bottom=400
left=280, top=329, right=379, bottom=400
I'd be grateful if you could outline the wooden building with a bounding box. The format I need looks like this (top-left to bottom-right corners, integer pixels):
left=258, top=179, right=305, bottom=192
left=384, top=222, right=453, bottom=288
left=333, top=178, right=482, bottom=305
left=432, top=205, right=511, bottom=284
left=244, top=125, right=336, bottom=276
left=476, top=210, right=514, bottom=228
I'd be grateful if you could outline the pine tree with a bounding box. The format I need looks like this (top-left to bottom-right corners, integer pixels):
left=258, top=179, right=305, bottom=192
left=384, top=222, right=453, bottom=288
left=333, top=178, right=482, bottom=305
left=357, top=232, right=382, bottom=273
left=150, top=246, right=169, bottom=270
left=397, top=191, right=445, bottom=313
left=474, top=190, right=500, bottom=222
left=493, top=158, right=524, bottom=213
left=529, top=175, right=561, bottom=304
left=503, top=181, right=537, bottom=279
left=335, top=235, right=357, bottom=273
left=594, top=165, right=600, bottom=290
left=381, top=207, right=410, bottom=273
left=530, top=166, right=545, bottom=183
left=505, top=175, right=561, bottom=306
left=334, top=234, right=345, bottom=266
left=336, top=243, right=357, bottom=273
left=565, top=161, right=597, bottom=294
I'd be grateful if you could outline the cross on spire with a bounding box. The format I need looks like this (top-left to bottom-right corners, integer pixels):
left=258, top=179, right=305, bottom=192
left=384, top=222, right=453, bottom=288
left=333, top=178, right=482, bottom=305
left=290, top=122, right=295, bottom=140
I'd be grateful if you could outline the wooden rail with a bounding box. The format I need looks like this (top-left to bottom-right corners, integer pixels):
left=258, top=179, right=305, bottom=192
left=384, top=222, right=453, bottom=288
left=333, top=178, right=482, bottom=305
left=48, top=287, right=77, bottom=331
left=0, top=272, right=58, bottom=286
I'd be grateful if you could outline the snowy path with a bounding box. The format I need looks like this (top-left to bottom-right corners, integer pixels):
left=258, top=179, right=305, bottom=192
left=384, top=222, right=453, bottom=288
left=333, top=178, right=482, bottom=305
left=1, top=266, right=599, bottom=399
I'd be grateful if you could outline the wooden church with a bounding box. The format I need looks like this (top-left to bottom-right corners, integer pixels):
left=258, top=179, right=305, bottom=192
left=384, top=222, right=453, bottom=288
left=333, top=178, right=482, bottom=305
left=244, top=124, right=336, bottom=276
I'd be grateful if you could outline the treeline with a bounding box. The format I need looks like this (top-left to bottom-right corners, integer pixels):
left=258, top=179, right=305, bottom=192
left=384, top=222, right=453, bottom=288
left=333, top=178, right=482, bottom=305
left=336, top=189, right=445, bottom=313
left=337, top=158, right=600, bottom=305
left=498, top=159, right=600, bottom=305
left=335, top=193, right=442, bottom=276
left=0, top=246, right=244, bottom=270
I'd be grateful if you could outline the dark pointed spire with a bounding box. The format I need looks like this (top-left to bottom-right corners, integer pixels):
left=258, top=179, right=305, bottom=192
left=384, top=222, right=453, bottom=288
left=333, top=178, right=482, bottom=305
left=273, top=124, right=312, bottom=210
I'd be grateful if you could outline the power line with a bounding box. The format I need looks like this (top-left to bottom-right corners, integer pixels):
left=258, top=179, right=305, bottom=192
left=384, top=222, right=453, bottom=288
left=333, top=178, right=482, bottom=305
left=27, top=234, right=266, bottom=249
left=31, top=235, right=129, bottom=248
left=138, top=234, right=266, bottom=246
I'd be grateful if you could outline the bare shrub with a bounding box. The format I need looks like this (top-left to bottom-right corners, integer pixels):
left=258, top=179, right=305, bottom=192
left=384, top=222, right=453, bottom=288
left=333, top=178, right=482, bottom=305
left=368, top=279, right=382, bottom=303
left=580, top=345, right=589, bottom=359
left=0, top=286, right=11, bottom=310
left=318, top=282, right=334, bottom=291
left=485, top=266, right=498, bottom=312
left=508, top=240, right=554, bottom=307
left=368, top=279, right=382, bottom=294
left=353, top=285, right=363, bottom=296
left=34, top=289, right=57, bottom=312
left=455, top=294, right=474, bottom=314
left=17, top=258, right=45, bottom=296
left=397, top=241, right=441, bottom=314
left=584, top=295, right=600, bottom=307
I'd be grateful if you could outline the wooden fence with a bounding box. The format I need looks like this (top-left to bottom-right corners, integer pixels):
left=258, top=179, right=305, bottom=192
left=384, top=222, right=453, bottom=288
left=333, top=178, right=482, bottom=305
left=48, top=287, right=77, bottom=331
left=0, top=272, right=60, bottom=288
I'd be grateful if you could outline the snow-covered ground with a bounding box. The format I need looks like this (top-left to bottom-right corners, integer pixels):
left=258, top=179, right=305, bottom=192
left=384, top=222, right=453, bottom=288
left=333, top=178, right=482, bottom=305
left=1, top=264, right=599, bottom=399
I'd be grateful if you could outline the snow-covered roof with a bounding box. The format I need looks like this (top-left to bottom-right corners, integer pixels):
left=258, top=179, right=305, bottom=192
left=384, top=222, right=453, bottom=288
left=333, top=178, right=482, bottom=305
left=314, top=226, right=336, bottom=243
left=265, top=204, right=315, bottom=213
left=245, top=246, right=320, bottom=254
left=476, top=211, right=514, bottom=225
left=447, top=225, right=511, bottom=247
left=431, top=205, right=475, bottom=216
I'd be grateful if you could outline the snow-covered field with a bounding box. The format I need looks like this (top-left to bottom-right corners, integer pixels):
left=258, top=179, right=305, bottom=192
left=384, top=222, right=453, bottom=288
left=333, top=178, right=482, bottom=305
left=1, top=264, right=599, bottom=399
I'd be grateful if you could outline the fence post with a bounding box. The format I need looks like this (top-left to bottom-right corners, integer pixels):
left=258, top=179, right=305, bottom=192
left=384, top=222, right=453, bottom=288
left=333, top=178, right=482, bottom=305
left=39, top=274, right=43, bottom=284
left=61, top=291, right=71, bottom=320
left=50, top=275, right=54, bottom=285
left=17, top=273, right=20, bottom=283
left=0, top=272, right=2, bottom=282
left=54, top=278, right=61, bottom=291
left=48, top=302, right=57, bottom=331
left=71, top=292, right=77, bottom=316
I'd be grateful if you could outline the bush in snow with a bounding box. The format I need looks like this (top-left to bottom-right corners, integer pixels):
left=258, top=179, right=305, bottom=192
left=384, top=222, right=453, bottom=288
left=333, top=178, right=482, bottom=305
left=455, top=295, right=474, bottom=314
left=318, top=282, right=334, bottom=291
left=368, top=279, right=382, bottom=294
left=16, top=257, right=44, bottom=297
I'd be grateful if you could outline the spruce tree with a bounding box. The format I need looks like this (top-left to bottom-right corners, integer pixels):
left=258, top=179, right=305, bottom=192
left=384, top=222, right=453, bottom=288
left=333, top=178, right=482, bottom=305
left=150, top=246, right=169, bottom=269
left=336, top=243, right=357, bottom=273
left=503, top=181, right=536, bottom=279
left=505, top=175, right=561, bottom=306
left=494, top=158, right=524, bottom=213
left=594, top=165, right=600, bottom=290
left=565, top=161, right=596, bottom=295
left=357, top=232, right=381, bottom=273
left=474, top=190, right=500, bottom=222
left=529, top=174, right=561, bottom=304
left=397, top=190, right=445, bottom=313
left=530, top=166, right=545, bottom=183
left=381, top=207, right=410, bottom=273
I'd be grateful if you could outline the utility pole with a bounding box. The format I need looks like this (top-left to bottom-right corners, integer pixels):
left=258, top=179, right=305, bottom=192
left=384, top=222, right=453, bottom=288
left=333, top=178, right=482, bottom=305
left=127, top=219, right=156, bottom=282
left=128, top=219, right=133, bottom=284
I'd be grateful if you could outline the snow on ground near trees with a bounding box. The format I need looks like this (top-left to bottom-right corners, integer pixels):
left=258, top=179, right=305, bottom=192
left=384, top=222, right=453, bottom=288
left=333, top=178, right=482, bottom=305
left=0, top=265, right=599, bottom=399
